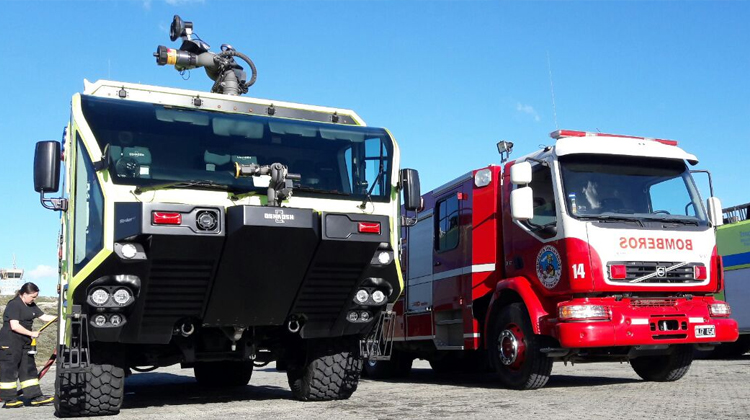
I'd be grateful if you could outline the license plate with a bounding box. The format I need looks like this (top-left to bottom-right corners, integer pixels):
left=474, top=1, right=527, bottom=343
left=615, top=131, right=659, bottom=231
left=695, top=325, right=716, bottom=338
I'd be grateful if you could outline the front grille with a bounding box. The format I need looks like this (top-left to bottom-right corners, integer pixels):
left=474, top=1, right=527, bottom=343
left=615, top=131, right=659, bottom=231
left=631, top=299, right=679, bottom=308
left=608, top=261, right=702, bottom=284
left=143, top=259, right=214, bottom=322
left=292, top=262, right=364, bottom=325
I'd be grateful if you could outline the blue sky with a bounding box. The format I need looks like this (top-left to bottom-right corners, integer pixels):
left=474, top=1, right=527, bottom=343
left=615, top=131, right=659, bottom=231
left=1, top=0, right=748, bottom=295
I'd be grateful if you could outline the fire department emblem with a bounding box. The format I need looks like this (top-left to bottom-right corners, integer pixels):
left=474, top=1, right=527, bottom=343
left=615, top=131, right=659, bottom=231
left=536, top=245, right=562, bottom=289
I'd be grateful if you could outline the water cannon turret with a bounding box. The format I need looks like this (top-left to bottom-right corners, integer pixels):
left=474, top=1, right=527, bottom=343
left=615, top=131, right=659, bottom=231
left=154, top=15, right=257, bottom=95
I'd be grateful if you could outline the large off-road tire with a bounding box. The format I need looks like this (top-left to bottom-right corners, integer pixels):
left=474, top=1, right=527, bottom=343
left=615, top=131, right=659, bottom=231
left=55, top=363, right=125, bottom=417
left=287, top=337, right=363, bottom=401
left=489, top=303, right=553, bottom=390
left=631, top=344, right=693, bottom=382
left=194, top=361, right=254, bottom=387
left=363, top=350, right=413, bottom=379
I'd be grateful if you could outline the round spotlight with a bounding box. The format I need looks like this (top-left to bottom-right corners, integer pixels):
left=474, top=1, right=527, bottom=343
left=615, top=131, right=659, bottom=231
left=90, top=289, right=109, bottom=306
left=112, top=288, right=132, bottom=306
left=377, top=251, right=392, bottom=265
left=93, top=314, right=107, bottom=327
left=347, top=311, right=359, bottom=322
left=110, top=314, right=123, bottom=327
left=360, top=311, right=371, bottom=322
left=372, top=290, right=386, bottom=304
left=354, top=289, right=369, bottom=304
left=121, top=243, right=138, bottom=259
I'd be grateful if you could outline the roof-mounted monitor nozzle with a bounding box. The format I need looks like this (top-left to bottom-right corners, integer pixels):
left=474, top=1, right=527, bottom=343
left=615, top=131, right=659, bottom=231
left=154, top=15, right=257, bottom=96
left=496, top=140, right=514, bottom=163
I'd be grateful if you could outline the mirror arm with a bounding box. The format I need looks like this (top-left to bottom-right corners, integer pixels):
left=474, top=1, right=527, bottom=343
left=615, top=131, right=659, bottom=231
left=525, top=157, right=549, bottom=167
left=39, top=190, right=68, bottom=212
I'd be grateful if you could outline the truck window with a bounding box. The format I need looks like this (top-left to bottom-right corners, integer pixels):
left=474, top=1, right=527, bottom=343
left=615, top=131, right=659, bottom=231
left=522, top=165, right=557, bottom=239
left=81, top=95, right=394, bottom=202
left=560, top=154, right=707, bottom=225
left=649, top=177, right=699, bottom=217
left=73, top=136, right=104, bottom=274
left=435, top=194, right=460, bottom=252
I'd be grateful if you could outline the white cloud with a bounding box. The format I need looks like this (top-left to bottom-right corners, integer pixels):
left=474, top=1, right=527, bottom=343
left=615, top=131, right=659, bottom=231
left=26, top=265, right=57, bottom=280
left=516, top=103, right=541, bottom=122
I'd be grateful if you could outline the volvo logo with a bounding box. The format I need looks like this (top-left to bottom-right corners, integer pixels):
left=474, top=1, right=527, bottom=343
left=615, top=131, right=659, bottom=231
left=656, top=266, right=667, bottom=277
left=264, top=210, right=295, bottom=224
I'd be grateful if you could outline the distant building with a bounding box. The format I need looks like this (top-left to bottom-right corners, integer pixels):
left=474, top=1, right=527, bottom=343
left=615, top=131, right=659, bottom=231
left=0, top=257, right=24, bottom=295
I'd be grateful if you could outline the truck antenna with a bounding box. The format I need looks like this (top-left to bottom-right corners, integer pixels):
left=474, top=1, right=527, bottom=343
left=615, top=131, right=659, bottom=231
left=547, top=51, right=559, bottom=130
left=154, top=15, right=258, bottom=96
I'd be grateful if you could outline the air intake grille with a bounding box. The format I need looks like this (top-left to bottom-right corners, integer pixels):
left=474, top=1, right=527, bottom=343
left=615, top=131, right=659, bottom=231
left=609, top=261, right=702, bottom=284
left=292, top=262, right=364, bottom=325
left=143, top=259, right=213, bottom=322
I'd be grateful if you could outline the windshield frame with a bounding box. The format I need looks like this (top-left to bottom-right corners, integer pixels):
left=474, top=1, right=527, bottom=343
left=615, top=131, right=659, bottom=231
left=80, top=95, right=395, bottom=202
left=558, top=153, right=708, bottom=226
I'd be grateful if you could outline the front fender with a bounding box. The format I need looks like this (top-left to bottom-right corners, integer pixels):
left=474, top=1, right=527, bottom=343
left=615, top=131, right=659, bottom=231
left=484, top=276, right=550, bottom=337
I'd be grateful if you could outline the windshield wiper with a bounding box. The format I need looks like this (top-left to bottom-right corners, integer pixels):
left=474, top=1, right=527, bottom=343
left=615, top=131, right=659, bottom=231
left=294, top=187, right=350, bottom=196
left=134, top=180, right=231, bottom=194
left=584, top=214, right=644, bottom=227
left=641, top=215, right=700, bottom=226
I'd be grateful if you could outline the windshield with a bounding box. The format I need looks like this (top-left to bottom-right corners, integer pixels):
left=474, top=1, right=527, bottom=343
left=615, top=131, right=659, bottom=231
left=559, top=154, right=707, bottom=225
left=81, top=95, right=393, bottom=201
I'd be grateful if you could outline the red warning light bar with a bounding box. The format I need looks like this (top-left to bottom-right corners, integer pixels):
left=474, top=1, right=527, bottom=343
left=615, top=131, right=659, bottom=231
left=152, top=212, right=182, bottom=225
left=550, top=129, right=678, bottom=146
left=358, top=222, right=381, bottom=234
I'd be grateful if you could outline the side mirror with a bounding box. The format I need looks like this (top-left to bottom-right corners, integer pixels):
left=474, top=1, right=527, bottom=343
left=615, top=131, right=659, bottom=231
left=34, top=141, right=61, bottom=192
left=510, top=161, right=532, bottom=185
left=401, top=168, right=421, bottom=212
left=510, top=186, right=534, bottom=220
left=34, top=141, right=67, bottom=211
left=707, top=197, right=723, bottom=227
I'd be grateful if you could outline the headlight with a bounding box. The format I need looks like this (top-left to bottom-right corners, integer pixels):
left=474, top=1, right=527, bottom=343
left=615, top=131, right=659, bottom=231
left=372, top=290, right=386, bottom=304
left=93, top=314, right=107, bottom=327
left=109, top=314, right=123, bottom=326
left=90, top=289, right=110, bottom=306
left=558, top=305, right=610, bottom=321
left=377, top=251, right=392, bottom=265
left=121, top=243, right=138, bottom=259
left=360, top=311, right=371, bottom=322
left=112, top=288, right=132, bottom=306
left=347, top=311, right=359, bottom=322
left=354, top=289, right=369, bottom=304
left=709, top=302, right=731, bottom=317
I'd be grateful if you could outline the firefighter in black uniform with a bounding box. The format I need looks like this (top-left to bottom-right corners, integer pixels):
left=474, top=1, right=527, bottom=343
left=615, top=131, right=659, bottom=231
left=0, top=282, right=56, bottom=408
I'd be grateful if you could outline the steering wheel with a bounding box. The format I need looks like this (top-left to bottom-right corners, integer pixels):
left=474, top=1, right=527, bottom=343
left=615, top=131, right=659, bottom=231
left=115, top=157, right=140, bottom=178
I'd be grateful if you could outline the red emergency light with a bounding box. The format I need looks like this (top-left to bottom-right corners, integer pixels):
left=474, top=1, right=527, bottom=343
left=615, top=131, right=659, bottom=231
left=550, top=129, right=678, bottom=146
left=609, top=265, right=627, bottom=279
left=152, top=212, right=182, bottom=225
left=693, top=265, right=707, bottom=280
left=358, top=222, right=381, bottom=234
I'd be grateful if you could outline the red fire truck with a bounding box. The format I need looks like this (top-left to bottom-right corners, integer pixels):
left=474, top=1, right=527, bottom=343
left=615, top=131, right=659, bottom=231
left=366, top=129, right=739, bottom=390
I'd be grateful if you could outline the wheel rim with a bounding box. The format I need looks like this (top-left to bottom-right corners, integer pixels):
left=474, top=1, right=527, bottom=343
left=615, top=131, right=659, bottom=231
left=497, top=323, right=526, bottom=370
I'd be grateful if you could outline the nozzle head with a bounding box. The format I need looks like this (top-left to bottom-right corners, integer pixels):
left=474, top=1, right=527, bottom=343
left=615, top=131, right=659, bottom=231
left=155, top=45, right=169, bottom=65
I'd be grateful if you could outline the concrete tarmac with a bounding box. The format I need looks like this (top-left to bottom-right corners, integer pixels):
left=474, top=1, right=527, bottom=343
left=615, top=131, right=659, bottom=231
left=4, top=357, right=750, bottom=419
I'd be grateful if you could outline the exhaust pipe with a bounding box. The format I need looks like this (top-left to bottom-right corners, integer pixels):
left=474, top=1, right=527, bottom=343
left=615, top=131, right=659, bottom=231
left=288, top=319, right=300, bottom=334
left=180, top=322, right=195, bottom=337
